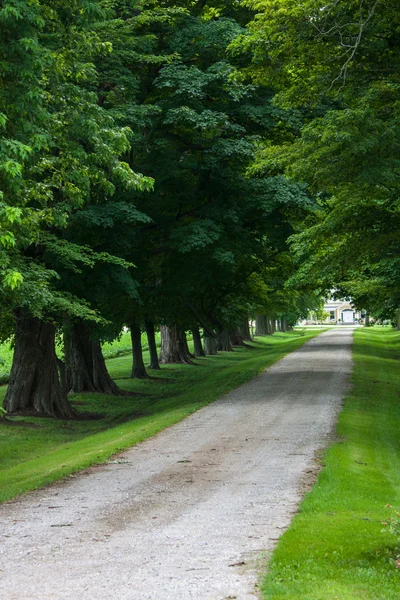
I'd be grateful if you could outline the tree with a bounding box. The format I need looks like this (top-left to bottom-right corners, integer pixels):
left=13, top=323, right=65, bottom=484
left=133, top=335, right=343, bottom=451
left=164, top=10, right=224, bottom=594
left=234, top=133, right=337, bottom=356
left=0, top=0, right=49, bottom=292
left=123, top=4, right=314, bottom=353
left=64, top=321, right=128, bottom=394
left=2, top=0, right=152, bottom=416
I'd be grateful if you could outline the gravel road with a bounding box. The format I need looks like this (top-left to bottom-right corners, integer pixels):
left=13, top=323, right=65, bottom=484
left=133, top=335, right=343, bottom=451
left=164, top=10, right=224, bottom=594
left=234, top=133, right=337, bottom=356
left=0, top=327, right=354, bottom=600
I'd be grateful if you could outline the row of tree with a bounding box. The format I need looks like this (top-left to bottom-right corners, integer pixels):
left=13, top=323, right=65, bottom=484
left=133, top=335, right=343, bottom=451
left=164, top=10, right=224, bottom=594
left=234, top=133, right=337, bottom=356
left=1, top=0, right=321, bottom=418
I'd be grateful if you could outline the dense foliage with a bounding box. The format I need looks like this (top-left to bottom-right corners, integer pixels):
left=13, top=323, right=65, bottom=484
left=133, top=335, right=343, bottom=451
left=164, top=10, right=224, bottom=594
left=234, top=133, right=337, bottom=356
left=242, top=0, right=400, bottom=320
left=4, top=0, right=394, bottom=416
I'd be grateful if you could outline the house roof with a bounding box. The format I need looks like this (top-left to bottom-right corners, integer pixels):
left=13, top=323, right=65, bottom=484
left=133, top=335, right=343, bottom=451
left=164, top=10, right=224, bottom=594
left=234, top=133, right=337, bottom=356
left=323, top=299, right=354, bottom=310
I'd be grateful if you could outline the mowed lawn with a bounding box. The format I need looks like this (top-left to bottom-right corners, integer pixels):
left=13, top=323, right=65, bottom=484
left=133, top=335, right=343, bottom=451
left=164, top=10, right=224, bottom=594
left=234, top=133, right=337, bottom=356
left=262, top=327, right=400, bottom=600
left=0, top=330, right=322, bottom=503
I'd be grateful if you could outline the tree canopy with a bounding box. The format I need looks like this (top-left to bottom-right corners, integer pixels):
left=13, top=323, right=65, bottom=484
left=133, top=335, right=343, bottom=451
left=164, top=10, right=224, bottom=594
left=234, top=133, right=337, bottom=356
left=2, top=0, right=395, bottom=416
left=241, top=0, right=400, bottom=320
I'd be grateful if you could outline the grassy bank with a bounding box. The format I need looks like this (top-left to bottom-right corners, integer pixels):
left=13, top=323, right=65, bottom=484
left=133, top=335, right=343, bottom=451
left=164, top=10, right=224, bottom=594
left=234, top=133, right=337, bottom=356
left=0, top=330, right=322, bottom=503
left=262, top=327, right=400, bottom=600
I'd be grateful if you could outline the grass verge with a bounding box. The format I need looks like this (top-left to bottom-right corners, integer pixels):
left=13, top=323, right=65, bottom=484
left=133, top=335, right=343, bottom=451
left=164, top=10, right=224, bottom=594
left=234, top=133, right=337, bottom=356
left=261, top=326, right=400, bottom=600
left=0, top=330, right=322, bottom=503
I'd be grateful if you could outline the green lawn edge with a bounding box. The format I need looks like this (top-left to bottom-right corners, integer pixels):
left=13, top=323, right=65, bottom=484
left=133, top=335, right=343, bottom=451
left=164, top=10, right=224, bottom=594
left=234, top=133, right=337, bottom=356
left=0, top=330, right=324, bottom=504
left=261, top=327, right=400, bottom=600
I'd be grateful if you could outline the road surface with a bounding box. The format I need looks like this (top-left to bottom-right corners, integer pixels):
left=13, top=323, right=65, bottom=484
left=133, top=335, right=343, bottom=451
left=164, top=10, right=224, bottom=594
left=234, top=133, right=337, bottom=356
left=0, top=327, right=353, bottom=600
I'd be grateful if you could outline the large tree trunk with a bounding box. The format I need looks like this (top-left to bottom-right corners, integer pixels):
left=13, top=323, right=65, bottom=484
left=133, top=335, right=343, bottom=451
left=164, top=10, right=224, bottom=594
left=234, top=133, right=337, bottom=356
left=145, top=319, right=160, bottom=370
left=255, top=314, right=268, bottom=335
left=159, top=324, right=194, bottom=364
left=281, top=318, right=288, bottom=332
left=365, top=313, right=370, bottom=327
left=192, top=327, right=205, bottom=357
left=203, top=334, right=218, bottom=355
left=130, top=322, right=148, bottom=379
left=65, top=323, right=124, bottom=395
left=4, top=312, right=75, bottom=418
left=238, top=316, right=252, bottom=341
left=217, top=330, right=233, bottom=351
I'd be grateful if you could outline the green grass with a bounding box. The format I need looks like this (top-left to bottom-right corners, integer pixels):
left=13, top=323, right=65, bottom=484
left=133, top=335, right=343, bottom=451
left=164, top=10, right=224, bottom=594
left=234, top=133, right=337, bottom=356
left=0, top=330, right=323, bottom=503
left=261, top=327, right=400, bottom=600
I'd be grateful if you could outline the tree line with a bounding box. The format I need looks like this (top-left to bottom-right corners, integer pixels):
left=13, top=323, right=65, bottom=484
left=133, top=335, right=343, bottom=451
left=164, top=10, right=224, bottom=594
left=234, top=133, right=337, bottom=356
left=3, top=0, right=396, bottom=419
left=1, top=0, right=321, bottom=418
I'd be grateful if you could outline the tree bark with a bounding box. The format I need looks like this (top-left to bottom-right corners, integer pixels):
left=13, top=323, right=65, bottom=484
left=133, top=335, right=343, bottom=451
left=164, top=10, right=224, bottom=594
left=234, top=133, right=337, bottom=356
left=255, top=314, right=268, bottom=335
left=130, top=322, right=148, bottom=378
left=159, top=324, right=194, bottom=364
left=230, top=328, right=245, bottom=346
left=217, top=330, right=233, bottom=352
left=192, top=327, right=205, bottom=357
left=4, top=312, right=75, bottom=418
left=65, top=323, right=124, bottom=395
left=145, top=319, right=160, bottom=369
left=203, top=334, right=218, bottom=355
left=182, top=331, right=195, bottom=359
left=238, top=316, right=252, bottom=341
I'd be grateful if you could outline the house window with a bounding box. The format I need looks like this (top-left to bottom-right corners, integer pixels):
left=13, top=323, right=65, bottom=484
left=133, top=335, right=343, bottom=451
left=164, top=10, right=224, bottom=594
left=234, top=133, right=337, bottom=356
left=330, top=311, right=335, bottom=320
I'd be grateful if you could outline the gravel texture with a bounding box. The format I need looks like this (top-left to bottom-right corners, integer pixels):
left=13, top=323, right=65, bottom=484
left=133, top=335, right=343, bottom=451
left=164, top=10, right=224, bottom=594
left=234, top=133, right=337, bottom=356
left=0, top=327, right=354, bottom=600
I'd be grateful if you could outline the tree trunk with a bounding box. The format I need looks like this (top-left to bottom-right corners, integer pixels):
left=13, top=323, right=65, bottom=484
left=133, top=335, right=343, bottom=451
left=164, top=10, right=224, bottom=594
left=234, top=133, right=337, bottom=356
left=255, top=314, right=268, bottom=335
left=230, top=328, right=245, bottom=346
left=204, top=334, right=218, bottom=355
left=145, top=319, right=160, bottom=369
left=396, top=309, right=400, bottom=331
left=65, top=323, right=124, bottom=395
left=4, top=312, right=75, bottom=418
left=130, top=322, right=148, bottom=378
left=182, top=331, right=195, bottom=359
left=159, top=324, right=194, bottom=364
left=217, top=330, right=233, bottom=351
left=192, top=327, right=205, bottom=357
left=365, top=313, right=370, bottom=327
left=238, top=316, right=252, bottom=341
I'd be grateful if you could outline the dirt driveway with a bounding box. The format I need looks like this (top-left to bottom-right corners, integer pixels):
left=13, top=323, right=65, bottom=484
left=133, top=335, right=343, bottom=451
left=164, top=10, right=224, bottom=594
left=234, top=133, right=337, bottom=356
left=0, top=327, right=353, bottom=600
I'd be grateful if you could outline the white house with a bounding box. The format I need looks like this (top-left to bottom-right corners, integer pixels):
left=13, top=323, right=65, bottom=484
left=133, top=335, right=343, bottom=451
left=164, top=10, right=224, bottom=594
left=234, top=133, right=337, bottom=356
left=303, top=299, right=362, bottom=324
left=323, top=299, right=362, bottom=324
